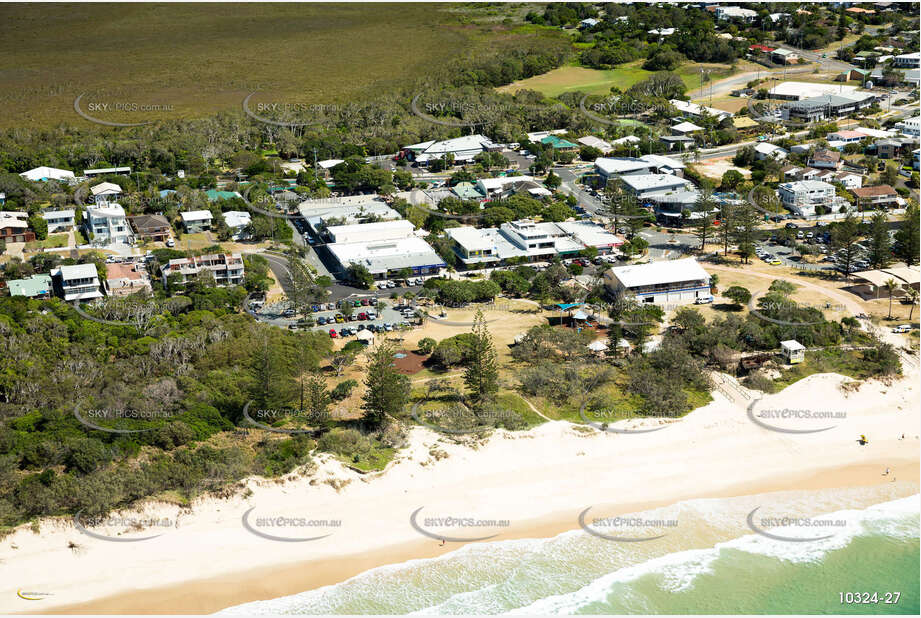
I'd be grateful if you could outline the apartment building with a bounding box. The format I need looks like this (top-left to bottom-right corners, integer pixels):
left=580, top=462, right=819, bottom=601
left=161, top=253, right=245, bottom=287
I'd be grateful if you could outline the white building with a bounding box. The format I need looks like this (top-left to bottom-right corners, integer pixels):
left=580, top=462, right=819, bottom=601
left=671, top=121, right=704, bottom=135
left=577, top=135, right=614, bottom=153
left=476, top=176, right=543, bottom=200
left=85, top=204, right=134, bottom=245
left=161, top=253, right=245, bottom=287
left=754, top=142, right=789, bottom=161
left=401, top=134, right=498, bottom=165
left=604, top=258, right=712, bottom=305
left=326, top=219, right=415, bottom=244
left=619, top=174, right=693, bottom=199
left=41, top=209, right=76, bottom=233
left=329, top=236, right=445, bottom=279
left=895, top=116, right=920, bottom=138
left=669, top=99, right=733, bottom=121
left=714, top=6, right=758, bottom=21
left=180, top=210, right=213, bottom=233
left=20, top=166, right=75, bottom=182
left=52, top=263, right=103, bottom=302
left=222, top=211, right=252, bottom=240
left=893, top=52, right=920, bottom=69
left=297, top=198, right=403, bottom=235
left=595, top=158, right=655, bottom=180
left=769, top=82, right=858, bottom=101
left=90, top=182, right=123, bottom=204
left=778, top=180, right=850, bottom=217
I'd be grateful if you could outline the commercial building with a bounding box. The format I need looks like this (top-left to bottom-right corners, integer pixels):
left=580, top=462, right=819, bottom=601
left=594, top=158, right=655, bottom=181
left=778, top=180, right=851, bottom=217
left=400, top=134, right=499, bottom=166
left=7, top=274, right=53, bottom=299
left=325, top=219, right=415, bottom=244
left=41, top=209, right=75, bottom=233
left=180, top=210, right=213, bottom=233
left=328, top=236, right=445, bottom=279
left=714, top=5, right=757, bottom=21
left=619, top=174, right=694, bottom=199
left=52, top=263, right=104, bottom=302
left=161, top=253, right=245, bottom=287
left=781, top=92, right=876, bottom=122
left=769, top=82, right=858, bottom=101
left=604, top=258, right=711, bottom=306
left=85, top=204, right=133, bottom=245
left=129, top=214, right=172, bottom=241
left=297, top=196, right=402, bottom=234
left=0, top=211, right=35, bottom=243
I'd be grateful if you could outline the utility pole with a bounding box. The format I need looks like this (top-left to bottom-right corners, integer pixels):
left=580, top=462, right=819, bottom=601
left=313, top=147, right=318, bottom=183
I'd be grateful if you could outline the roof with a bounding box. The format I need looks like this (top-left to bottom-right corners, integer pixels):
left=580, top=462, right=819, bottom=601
left=852, top=185, right=896, bottom=198
left=328, top=236, right=445, bottom=274
left=780, top=340, right=805, bottom=351
left=91, top=181, right=122, bottom=196
left=608, top=258, right=710, bottom=289
left=223, top=211, right=251, bottom=228
left=205, top=189, right=242, bottom=201
left=404, top=134, right=496, bottom=158
left=0, top=212, right=29, bottom=229
left=619, top=174, right=691, bottom=193
left=755, top=142, right=787, bottom=155
left=671, top=121, right=704, bottom=133
left=779, top=180, right=835, bottom=192
left=318, top=159, right=345, bottom=169
left=86, top=204, right=127, bottom=218
left=772, top=48, right=796, bottom=57
left=41, top=209, right=75, bottom=219
left=540, top=135, right=578, bottom=149
left=57, top=263, right=99, bottom=281
left=556, top=221, right=623, bottom=248
left=577, top=135, right=613, bottom=152
left=8, top=274, right=53, bottom=297
left=129, top=213, right=171, bottom=232
left=326, top=219, right=415, bottom=244
left=180, top=210, right=213, bottom=222
left=20, top=166, right=75, bottom=181
left=595, top=157, right=652, bottom=175
left=84, top=167, right=130, bottom=175
left=810, top=149, right=841, bottom=162
left=733, top=116, right=760, bottom=129
left=769, top=82, right=858, bottom=99
left=749, top=44, right=776, bottom=52
left=106, top=263, right=145, bottom=281
left=638, top=154, right=685, bottom=170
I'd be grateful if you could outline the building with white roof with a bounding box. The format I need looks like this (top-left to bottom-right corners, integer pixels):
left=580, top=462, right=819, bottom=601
left=85, top=204, right=133, bottom=245
left=895, top=116, right=920, bottom=138
left=180, top=210, right=213, bottom=233
left=671, top=121, right=704, bottom=135
left=604, top=258, right=711, bottom=306
left=769, top=82, right=858, bottom=101
left=669, top=99, right=733, bottom=121
left=401, top=134, right=498, bottom=165
left=325, top=219, right=415, bottom=244
left=595, top=158, right=655, bottom=180
left=780, top=339, right=805, bottom=364
left=222, top=211, right=252, bottom=239
left=84, top=167, right=131, bottom=176
left=20, top=166, right=75, bottom=182
left=754, top=142, right=788, bottom=160
left=781, top=91, right=877, bottom=122
left=41, top=209, right=76, bottom=233
left=328, top=236, right=445, bottom=279
left=619, top=174, right=694, bottom=199
left=90, top=182, right=123, bottom=204
left=577, top=135, right=614, bottom=153
left=52, top=263, right=104, bottom=302
left=714, top=5, right=757, bottom=21
left=638, top=154, right=685, bottom=175
left=475, top=176, right=543, bottom=200
left=297, top=197, right=402, bottom=235
left=778, top=180, right=852, bottom=217
left=893, top=51, right=920, bottom=69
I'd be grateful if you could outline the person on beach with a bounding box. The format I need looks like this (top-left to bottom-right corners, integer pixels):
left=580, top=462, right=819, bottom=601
left=440, top=538, right=445, bottom=546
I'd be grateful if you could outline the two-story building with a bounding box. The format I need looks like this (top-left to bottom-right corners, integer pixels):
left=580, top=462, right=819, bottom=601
left=85, top=204, right=134, bottom=245
left=52, top=263, right=104, bottom=301
left=604, top=258, right=712, bottom=306
left=851, top=185, right=899, bottom=210
left=161, top=253, right=245, bottom=287
left=41, top=209, right=76, bottom=233
left=0, top=211, right=35, bottom=243
left=90, top=182, right=123, bottom=205
left=180, top=210, right=213, bottom=233
left=128, top=214, right=172, bottom=242
left=778, top=180, right=850, bottom=217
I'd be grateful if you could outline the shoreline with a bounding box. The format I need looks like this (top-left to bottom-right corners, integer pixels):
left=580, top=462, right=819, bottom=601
left=31, top=463, right=920, bottom=615
left=4, top=370, right=919, bottom=615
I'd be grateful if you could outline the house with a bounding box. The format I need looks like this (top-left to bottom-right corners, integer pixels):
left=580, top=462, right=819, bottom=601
left=85, top=204, right=134, bottom=245
left=317, top=159, right=345, bottom=177
left=749, top=44, right=776, bottom=54
left=875, top=138, right=914, bottom=159
left=604, top=258, right=712, bottom=306
left=619, top=174, right=693, bottom=199
left=579, top=18, right=599, bottom=29
left=41, top=209, right=75, bottom=233
left=52, top=263, right=103, bottom=301
left=778, top=180, right=850, bottom=217
left=808, top=149, right=842, bottom=170
left=754, top=142, right=788, bottom=161
left=714, top=5, right=757, bottom=21
left=540, top=135, right=579, bottom=151
left=475, top=176, right=543, bottom=200
left=659, top=135, right=696, bottom=151
left=670, top=121, right=704, bottom=136
left=451, top=181, right=484, bottom=200
left=328, top=237, right=445, bottom=279
left=180, top=210, right=213, bottom=233
left=129, top=214, right=172, bottom=241
left=222, top=211, right=252, bottom=240
left=851, top=185, right=899, bottom=209
left=577, top=135, right=614, bottom=154
left=854, top=50, right=881, bottom=67
left=19, top=166, right=75, bottom=182
left=766, top=13, right=789, bottom=23
left=669, top=99, right=734, bottom=122
left=894, top=116, right=920, bottom=138
left=84, top=167, right=131, bottom=177
left=638, top=154, right=685, bottom=176
left=831, top=171, right=863, bottom=190
left=400, top=134, right=499, bottom=166
left=0, top=211, right=36, bottom=243
left=161, top=253, right=245, bottom=287
left=892, top=52, right=920, bottom=68
left=771, top=49, right=799, bottom=64
left=780, top=340, right=805, bottom=364
left=781, top=165, right=803, bottom=181
left=90, top=182, right=123, bottom=205
left=827, top=130, right=868, bottom=143
left=105, top=262, right=152, bottom=297
left=7, top=274, right=53, bottom=299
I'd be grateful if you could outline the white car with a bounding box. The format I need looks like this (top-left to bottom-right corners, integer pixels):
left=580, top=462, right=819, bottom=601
left=165, top=238, right=175, bottom=247
left=695, top=296, right=714, bottom=305
left=892, top=324, right=912, bottom=333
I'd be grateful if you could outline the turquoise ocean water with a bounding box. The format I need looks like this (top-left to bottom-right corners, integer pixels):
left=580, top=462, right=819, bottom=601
left=219, top=488, right=919, bottom=615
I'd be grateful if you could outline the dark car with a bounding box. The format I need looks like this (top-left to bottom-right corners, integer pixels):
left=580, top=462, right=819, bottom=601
left=785, top=222, right=798, bottom=229
left=317, top=316, right=327, bottom=325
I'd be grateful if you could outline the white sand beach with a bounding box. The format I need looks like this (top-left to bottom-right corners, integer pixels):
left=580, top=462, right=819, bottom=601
left=3, top=369, right=918, bottom=614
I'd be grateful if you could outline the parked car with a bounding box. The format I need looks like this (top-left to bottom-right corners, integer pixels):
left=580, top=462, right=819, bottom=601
left=283, top=308, right=296, bottom=317
left=694, top=296, right=714, bottom=304
left=329, top=329, right=337, bottom=338
left=334, top=314, right=345, bottom=323
left=785, top=222, right=798, bottom=229
left=361, top=298, right=370, bottom=306
left=892, top=324, right=912, bottom=333
left=367, top=311, right=377, bottom=320
left=317, top=316, right=327, bottom=325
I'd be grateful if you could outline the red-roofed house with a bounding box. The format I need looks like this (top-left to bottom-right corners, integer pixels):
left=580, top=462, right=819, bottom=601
left=851, top=185, right=899, bottom=209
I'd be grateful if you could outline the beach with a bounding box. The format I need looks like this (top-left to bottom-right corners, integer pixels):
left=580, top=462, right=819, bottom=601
left=3, top=370, right=919, bottom=615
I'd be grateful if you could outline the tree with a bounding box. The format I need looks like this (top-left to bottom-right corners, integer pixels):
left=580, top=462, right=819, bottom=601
left=730, top=203, right=762, bottom=264
left=362, top=340, right=410, bottom=427
left=906, top=288, right=919, bottom=321
left=720, top=169, right=744, bottom=192
left=894, top=201, right=919, bottom=266
left=693, top=192, right=716, bottom=250
left=831, top=212, right=862, bottom=280
left=884, top=278, right=898, bottom=319
left=463, top=310, right=499, bottom=406
left=28, top=214, right=48, bottom=240
left=417, top=337, right=437, bottom=355
left=724, top=285, right=752, bottom=307
left=330, top=349, right=357, bottom=376
left=867, top=210, right=892, bottom=269
left=301, top=372, right=331, bottom=425
left=544, top=170, right=561, bottom=189
left=347, top=262, right=374, bottom=289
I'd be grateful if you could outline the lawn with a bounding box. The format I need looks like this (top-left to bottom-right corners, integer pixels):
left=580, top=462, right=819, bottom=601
left=24, top=233, right=68, bottom=250
left=497, top=61, right=739, bottom=99
left=0, top=3, right=477, bottom=127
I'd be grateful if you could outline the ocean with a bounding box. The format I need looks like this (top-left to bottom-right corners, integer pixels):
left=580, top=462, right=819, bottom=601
left=219, top=487, right=919, bottom=615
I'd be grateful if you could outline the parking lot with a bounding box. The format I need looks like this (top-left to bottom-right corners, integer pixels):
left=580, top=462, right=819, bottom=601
left=252, top=296, right=422, bottom=338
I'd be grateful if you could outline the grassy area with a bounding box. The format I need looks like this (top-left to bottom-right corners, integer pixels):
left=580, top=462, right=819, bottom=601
left=337, top=443, right=396, bottom=473
left=497, top=60, right=737, bottom=98
left=24, top=233, right=68, bottom=250
left=0, top=3, right=477, bottom=127
left=767, top=348, right=898, bottom=393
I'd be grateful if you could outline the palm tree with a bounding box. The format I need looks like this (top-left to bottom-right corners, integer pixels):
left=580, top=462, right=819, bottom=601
left=884, top=278, right=898, bottom=319
left=907, top=287, right=919, bottom=321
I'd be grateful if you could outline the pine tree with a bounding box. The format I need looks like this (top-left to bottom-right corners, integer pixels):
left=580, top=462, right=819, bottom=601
left=362, top=340, right=410, bottom=427
left=867, top=210, right=892, bottom=269
left=464, top=310, right=499, bottom=406
left=894, top=201, right=919, bottom=267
